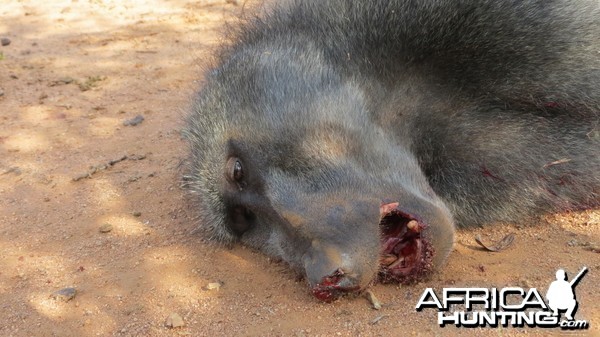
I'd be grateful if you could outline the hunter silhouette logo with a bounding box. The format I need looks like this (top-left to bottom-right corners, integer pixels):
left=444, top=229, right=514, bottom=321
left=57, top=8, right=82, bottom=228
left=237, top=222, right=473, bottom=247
left=546, top=267, right=587, bottom=321
left=415, top=267, right=590, bottom=329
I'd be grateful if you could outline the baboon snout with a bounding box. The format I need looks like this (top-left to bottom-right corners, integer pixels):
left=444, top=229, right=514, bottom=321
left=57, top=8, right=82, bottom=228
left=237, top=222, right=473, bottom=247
left=302, top=240, right=373, bottom=302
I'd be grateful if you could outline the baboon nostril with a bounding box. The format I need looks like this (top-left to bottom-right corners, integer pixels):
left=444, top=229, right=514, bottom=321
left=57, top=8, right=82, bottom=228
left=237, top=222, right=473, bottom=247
left=302, top=240, right=375, bottom=302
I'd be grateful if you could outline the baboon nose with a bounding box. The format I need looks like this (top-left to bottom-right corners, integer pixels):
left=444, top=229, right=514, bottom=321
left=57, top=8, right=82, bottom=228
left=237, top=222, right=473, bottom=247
left=303, top=241, right=366, bottom=302
left=309, top=268, right=362, bottom=302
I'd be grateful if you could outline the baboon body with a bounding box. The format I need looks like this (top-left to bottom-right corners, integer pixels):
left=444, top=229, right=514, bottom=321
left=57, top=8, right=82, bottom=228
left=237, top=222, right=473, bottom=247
left=184, top=0, right=600, bottom=301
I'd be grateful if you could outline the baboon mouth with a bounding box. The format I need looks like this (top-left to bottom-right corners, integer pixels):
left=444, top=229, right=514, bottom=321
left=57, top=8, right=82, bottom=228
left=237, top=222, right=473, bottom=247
left=308, top=202, right=435, bottom=302
left=378, top=202, right=434, bottom=283
left=310, top=269, right=361, bottom=303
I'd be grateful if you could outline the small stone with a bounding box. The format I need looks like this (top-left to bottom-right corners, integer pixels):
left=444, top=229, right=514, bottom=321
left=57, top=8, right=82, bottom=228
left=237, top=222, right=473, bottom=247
left=204, top=282, right=221, bottom=291
left=123, top=115, right=144, bottom=126
left=1, top=37, right=10, bottom=46
left=99, top=223, right=113, bottom=233
left=132, top=211, right=142, bottom=217
left=165, top=312, right=185, bottom=328
left=51, top=287, right=77, bottom=302
left=59, top=77, right=74, bottom=84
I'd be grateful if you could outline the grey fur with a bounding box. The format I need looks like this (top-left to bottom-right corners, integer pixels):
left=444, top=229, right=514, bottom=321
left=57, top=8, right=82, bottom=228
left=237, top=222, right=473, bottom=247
left=183, top=0, right=600, bottom=296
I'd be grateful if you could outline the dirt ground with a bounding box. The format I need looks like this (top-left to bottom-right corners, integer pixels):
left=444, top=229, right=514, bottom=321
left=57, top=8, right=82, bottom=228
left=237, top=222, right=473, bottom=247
left=0, top=1, right=599, bottom=336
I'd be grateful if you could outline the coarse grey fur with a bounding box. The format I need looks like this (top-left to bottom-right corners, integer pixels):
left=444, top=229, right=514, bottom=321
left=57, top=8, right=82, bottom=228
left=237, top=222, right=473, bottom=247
left=183, top=0, right=600, bottom=298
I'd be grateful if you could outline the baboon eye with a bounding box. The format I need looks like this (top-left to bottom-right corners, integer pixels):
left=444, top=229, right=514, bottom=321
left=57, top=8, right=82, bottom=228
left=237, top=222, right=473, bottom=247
left=226, top=157, right=244, bottom=183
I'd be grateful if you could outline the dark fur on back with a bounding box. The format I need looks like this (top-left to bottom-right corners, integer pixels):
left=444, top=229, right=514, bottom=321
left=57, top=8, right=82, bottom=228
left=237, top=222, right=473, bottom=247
left=184, top=0, right=599, bottom=298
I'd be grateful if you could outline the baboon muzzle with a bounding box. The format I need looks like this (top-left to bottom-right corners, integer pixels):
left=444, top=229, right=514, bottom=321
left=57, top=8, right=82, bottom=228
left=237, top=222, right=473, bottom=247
left=301, top=202, right=437, bottom=302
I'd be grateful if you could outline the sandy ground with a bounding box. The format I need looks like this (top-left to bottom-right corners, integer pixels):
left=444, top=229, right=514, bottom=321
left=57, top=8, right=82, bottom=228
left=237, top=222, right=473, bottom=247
left=0, top=1, right=599, bottom=336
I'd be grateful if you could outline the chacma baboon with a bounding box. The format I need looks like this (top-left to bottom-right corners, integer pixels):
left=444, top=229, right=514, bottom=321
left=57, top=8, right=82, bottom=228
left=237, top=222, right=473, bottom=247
left=184, top=0, right=600, bottom=302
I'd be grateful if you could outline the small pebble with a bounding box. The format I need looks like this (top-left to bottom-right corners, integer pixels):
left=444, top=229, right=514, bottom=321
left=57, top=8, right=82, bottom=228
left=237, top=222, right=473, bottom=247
left=204, top=282, right=221, bottom=291
left=51, top=287, right=77, bottom=302
left=132, top=211, right=142, bottom=217
left=165, top=312, right=185, bottom=328
left=1, top=37, right=10, bottom=46
left=123, top=115, right=144, bottom=126
left=58, top=77, right=74, bottom=85
left=99, top=223, right=113, bottom=233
